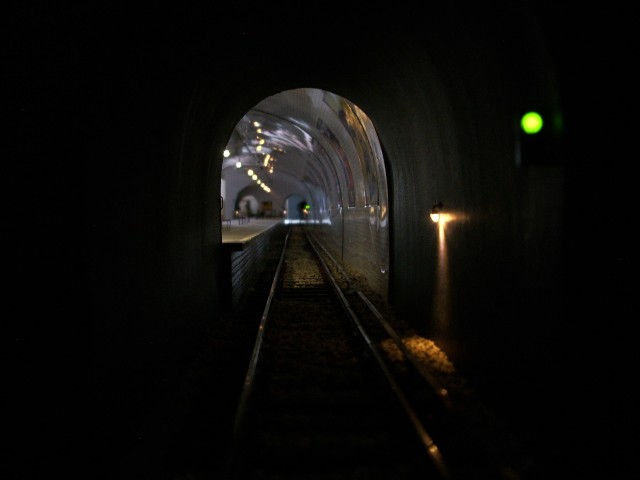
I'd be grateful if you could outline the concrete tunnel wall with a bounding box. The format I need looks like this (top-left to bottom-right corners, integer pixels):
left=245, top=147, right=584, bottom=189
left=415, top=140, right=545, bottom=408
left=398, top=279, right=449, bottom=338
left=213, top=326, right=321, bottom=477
left=85, top=9, right=569, bottom=468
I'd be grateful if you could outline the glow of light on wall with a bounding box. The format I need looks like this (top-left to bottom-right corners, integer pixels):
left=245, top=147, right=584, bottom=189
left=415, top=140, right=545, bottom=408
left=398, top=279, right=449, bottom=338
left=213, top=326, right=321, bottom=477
left=432, top=217, right=451, bottom=337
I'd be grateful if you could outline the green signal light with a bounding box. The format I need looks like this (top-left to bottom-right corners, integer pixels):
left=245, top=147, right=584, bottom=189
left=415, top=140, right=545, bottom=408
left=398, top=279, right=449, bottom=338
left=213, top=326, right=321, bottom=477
left=521, top=111, right=544, bottom=134
left=305, top=204, right=311, bottom=210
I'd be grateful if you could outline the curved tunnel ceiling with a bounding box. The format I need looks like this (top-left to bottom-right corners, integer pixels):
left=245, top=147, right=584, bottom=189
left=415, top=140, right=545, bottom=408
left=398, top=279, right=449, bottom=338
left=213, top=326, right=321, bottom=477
left=221, top=88, right=384, bottom=219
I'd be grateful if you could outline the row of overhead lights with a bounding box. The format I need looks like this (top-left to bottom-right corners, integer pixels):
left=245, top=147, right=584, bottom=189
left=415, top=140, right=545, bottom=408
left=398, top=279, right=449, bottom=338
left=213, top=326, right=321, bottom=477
left=223, top=121, right=273, bottom=193
left=253, top=121, right=277, bottom=174
left=246, top=168, right=271, bottom=192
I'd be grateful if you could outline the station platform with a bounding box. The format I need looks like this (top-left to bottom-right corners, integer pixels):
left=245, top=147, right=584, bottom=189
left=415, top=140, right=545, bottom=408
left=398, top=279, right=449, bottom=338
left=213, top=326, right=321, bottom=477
left=221, top=217, right=285, bottom=250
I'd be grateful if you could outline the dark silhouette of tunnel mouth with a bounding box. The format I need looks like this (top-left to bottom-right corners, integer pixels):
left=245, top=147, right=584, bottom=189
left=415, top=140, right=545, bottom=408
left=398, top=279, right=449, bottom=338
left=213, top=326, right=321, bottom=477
left=78, top=9, right=632, bottom=477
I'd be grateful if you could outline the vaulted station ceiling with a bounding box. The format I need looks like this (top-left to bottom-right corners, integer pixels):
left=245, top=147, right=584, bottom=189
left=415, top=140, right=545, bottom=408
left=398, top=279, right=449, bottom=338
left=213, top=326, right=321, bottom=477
left=220, top=88, right=386, bottom=221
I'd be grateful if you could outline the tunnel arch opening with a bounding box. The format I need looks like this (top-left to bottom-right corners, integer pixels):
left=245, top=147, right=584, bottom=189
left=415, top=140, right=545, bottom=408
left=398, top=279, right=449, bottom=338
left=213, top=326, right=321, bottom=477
left=220, top=87, right=391, bottom=300
left=235, top=194, right=258, bottom=219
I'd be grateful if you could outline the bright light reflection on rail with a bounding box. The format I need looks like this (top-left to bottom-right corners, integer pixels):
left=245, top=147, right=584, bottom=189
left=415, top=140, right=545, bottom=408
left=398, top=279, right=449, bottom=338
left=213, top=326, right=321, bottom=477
left=284, top=218, right=332, bottom=225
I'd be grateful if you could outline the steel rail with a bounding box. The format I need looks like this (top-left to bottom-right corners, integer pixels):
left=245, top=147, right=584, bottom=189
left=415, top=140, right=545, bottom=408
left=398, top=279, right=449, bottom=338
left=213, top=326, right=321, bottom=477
left=304, top=228, right=453, bottom=480
left=306, top=230, right=453, bottom=410
left=226, top=226, right=291, bottom=473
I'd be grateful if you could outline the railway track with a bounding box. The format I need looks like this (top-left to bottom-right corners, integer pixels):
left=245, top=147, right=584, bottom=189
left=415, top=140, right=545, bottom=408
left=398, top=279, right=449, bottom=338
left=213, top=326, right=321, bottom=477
left=223, top=225, right=534, bottom=479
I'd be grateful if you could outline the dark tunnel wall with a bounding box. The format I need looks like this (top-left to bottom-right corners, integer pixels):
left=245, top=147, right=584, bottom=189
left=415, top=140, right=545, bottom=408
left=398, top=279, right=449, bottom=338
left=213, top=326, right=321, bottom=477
left=88, top=14, right=565, bottom=463
left=87, top=8, right=561, bottom=466
left=11, top=3, right=638, bottom=478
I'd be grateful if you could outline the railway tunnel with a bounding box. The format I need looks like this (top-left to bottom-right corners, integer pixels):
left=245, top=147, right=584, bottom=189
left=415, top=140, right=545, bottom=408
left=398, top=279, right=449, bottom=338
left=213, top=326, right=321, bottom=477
left=58, top=4, right=637, bottom=480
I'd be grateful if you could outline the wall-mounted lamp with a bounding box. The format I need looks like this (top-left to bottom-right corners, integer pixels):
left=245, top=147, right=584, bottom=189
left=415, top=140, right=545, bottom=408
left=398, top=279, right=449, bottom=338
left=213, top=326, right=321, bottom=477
left=430, top=202, right=443, bottom=223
